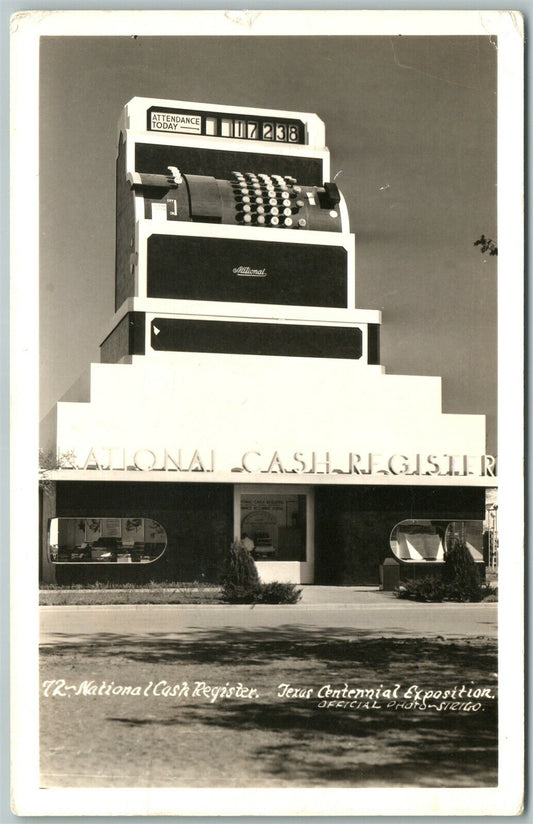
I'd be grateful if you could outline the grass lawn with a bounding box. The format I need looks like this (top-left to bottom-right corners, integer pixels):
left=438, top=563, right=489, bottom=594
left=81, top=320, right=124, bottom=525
left=39, top=586, right=222, bottom=606
left=40, top=628, right=497, bottom=789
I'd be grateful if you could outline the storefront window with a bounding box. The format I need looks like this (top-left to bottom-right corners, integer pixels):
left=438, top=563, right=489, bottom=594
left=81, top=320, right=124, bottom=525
left=48, top=517, right=167, bottom=564
left=390, top=519, right=484, bottom=563
left=240, top=493, right=307, bottom=561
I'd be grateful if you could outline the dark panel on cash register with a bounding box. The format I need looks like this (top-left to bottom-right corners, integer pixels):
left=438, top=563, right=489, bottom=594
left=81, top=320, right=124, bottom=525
left=146, top=234, right=348, bottom=308
left=151, top=317, right=362, bottom=360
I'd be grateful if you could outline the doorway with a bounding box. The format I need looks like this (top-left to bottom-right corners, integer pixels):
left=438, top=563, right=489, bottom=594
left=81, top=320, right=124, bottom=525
left=234, top=485, right=314, bottom=583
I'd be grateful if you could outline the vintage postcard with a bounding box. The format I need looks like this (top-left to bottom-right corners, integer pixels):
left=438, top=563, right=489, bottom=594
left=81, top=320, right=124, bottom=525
left=10, top=9, right=524, bottom=817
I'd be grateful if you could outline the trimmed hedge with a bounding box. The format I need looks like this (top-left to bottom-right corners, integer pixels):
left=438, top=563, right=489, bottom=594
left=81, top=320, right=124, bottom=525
left=221, top=581, right=302, bottom=605
left=396, top=577, right=497, bottom=603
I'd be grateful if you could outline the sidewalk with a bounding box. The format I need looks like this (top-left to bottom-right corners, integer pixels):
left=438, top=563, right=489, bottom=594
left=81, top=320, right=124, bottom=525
left=298, top=585, right=391, bottom=605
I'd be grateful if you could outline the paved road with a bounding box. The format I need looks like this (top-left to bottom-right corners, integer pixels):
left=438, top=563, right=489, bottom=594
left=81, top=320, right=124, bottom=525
left=40, top=599, right=497, bottom=645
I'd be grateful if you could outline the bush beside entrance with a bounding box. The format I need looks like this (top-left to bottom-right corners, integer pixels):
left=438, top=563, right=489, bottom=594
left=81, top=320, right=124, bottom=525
left=396, top=538, right=497, bottom=602
left=221, top=540, right=302, bottom=605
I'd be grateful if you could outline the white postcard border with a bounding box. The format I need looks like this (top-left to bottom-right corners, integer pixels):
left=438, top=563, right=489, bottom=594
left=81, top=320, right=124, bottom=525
left=10, top=9, right=524, bottom=817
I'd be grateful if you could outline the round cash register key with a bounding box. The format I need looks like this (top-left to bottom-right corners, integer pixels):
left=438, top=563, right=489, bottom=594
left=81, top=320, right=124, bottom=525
left=243, top=214, right=253, bottom=223
left=329, top=210, right=338, bottom=218
left=270, top=207, right=279, bottom=216
left=242, top=196, right=251, bottom=204
left=255, top=197, right=264, bottom=204
left=268, top=198, right=277, bottom=206
left=283, top=207, right=292, bottom=216
left=240, top=188, right=249, bottom=195
left=298, top=218, right=307, bottom=227
left=270, top=216, right=280, bottom=226
left=256, top=206, right=265, bottom=214
left=257, top=215, right=266, bottom=224
left=282, top=199, right=291, bottom=208
left=284, top=217, right=293, bottom=227
left=243, top=204, right=252, bottom=213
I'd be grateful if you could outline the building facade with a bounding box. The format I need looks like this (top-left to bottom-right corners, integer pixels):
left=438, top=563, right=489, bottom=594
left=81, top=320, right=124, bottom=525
left=40, top=97, right=496, bottom=586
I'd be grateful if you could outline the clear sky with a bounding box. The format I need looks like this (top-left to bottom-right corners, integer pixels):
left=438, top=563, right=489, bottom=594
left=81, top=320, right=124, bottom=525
left=39, top=34, right=497, bottom=452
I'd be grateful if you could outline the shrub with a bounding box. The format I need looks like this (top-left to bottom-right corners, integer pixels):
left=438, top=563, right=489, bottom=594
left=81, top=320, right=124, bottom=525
left=222, top=539, right=260, bottom=590
left=396, top=541, right=498, bottom=603
left=220, top=573, right=302, bottom=605
left=220, top=582, right=260, bottom=604
left=254, top=582, right=302, bottom=604
left=221, top=541, right=302, bottom=604
left=444, top=537, right=484, bottom=602
left=396, top=577, right=448, bottom=602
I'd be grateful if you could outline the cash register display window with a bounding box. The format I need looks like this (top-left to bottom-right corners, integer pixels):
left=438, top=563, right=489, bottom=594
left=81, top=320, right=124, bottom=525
left=48, top=517, right=167, bottom=563
left=389, top=520, right=484, bottom=563
left=240, top=494, right=306, bottom=561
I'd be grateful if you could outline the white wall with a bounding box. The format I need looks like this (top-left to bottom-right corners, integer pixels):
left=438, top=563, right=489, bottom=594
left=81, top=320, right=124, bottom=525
left=49, top=351, right=486, bottom=469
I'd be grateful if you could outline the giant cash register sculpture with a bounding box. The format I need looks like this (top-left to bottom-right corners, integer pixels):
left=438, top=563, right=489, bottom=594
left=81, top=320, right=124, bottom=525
left=105, top=97, right=378, bottom=366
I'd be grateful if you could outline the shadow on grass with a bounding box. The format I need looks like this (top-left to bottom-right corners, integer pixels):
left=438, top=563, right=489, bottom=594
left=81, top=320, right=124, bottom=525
left=40, top=624, right=497, bottom=670
left=41, top=626, right=498, bottom=787
left=106, top=698, right=497, bottom=787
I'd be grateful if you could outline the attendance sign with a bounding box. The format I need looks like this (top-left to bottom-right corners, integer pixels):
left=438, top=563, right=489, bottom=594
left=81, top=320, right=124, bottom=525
left=149, top=110, right=202, bottom=133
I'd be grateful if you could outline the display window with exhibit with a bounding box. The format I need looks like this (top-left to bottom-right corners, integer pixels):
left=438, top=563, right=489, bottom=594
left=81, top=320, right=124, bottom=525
left=240, top=493, right=307, bottom=561
left=236, top=487, right=313, bottom=583
left=48, top=517, right=167, bottom=564
left=389, top=520, right=484, bottom=565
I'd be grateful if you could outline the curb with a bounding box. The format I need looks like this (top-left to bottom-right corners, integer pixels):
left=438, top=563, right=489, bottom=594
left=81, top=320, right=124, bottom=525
left=39, top=601, right=498, bottom=610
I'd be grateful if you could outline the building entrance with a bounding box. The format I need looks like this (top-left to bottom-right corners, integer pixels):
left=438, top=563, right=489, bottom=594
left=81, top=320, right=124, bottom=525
left=235, top=485, right=314, bottom=583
